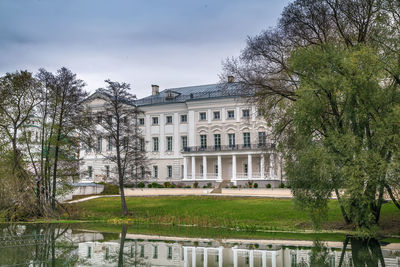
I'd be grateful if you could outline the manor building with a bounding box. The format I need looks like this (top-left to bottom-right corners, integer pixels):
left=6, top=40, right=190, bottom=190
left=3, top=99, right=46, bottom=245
left=80, top=79, right=283, bottom=187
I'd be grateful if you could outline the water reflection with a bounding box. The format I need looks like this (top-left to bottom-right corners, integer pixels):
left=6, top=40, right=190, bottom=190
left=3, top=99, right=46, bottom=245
left=0, top=224, right=399, bottom=266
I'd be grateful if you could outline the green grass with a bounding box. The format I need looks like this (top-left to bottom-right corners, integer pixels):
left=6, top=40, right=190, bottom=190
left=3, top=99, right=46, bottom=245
left=68, top=196, right=400, bottom=235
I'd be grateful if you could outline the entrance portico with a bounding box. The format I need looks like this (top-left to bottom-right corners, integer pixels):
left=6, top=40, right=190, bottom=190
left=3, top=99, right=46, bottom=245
left=182, top=148, right=279, bottom=185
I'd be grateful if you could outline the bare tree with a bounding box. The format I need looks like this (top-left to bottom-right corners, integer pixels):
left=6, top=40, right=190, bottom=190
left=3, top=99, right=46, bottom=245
left=94, top=80, right=148, bottom=216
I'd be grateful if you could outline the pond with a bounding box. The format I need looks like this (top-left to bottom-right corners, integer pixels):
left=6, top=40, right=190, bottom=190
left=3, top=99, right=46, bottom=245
left=0, top=223, right=399, bottom=266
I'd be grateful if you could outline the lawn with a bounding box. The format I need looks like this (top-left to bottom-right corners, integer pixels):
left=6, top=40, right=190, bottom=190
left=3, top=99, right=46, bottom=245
left=68, top=196, right=400, bottom=235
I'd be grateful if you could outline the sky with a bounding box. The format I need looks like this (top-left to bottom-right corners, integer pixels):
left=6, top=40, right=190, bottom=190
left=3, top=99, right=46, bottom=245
left=0, top=0, right=289, bottom=98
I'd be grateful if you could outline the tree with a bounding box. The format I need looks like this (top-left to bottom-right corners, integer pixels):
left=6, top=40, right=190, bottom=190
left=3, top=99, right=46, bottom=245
left=223, top=0, right=400, bottom=230
left=93, top=80, right=148, bottom=216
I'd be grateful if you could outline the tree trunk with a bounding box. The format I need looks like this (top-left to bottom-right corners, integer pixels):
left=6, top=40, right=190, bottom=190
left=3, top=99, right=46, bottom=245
left=118, top=225, right=128, bottom=267
left=335, top=188, right=352, bottom=224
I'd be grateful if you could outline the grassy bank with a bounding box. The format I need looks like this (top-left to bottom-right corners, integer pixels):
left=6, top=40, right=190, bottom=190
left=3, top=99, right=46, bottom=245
left=66, top=196, right=400, bottom=236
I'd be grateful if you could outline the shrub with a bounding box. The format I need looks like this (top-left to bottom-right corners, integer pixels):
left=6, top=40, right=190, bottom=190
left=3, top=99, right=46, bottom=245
left=254, top=183, right=258, bottom=188
left=206, top=182, right=212, bottom=188
left=266, top=183, right=271, bottom=188
left=170, top=183, right=176, bottom=188
left=151, top=182, right=163, bottom=188
left=279, top=182, right=285, bottom=188
left=231, top=185, right=238, bottom=188
left=137, top=182, right=145, bottom=188
left=164, top=182, right=171, bottom=188
left=193, top=182, right=198, bottom=188
left=248, top=182, right=253, bottom=188
left=102, top=183, right=119, bottom=195
left=147, top=183, right=152, bottom=188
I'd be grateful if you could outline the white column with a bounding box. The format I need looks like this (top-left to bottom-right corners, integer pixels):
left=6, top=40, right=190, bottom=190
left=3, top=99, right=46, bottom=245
left=203, top=156, right=207, bottom=180
left=203, top=248, right=208, bottom=267
left=192, top=156, right=196, bottom=180
left=173, top=112, right=179, bottom=156
left=260, top=154, right=265, bottom=179
left=248, top=154, right=252, bottom=179
left=232, top=155, right=237, bottom=185
left=183, top=157, right=188, bottom=180
left=217, top=155, right=222, bottom=181
left=218, top=247, right=223, bottom=267
left=269, top=153, right=275, bottom=179
left=192, top=248, right=196, bottom=267
left=262, top=251, right=267, bottom=267
left=160, top=114, right=165, bottom=157
left=249, top=250, right=254, bottom=267
left=272, top=251, right=277, bottom=267
left=233, top=248, right=238, bottom=267
left=183, top=247, right=188, bottom=267
left=188, top=110, right=195, bottom=147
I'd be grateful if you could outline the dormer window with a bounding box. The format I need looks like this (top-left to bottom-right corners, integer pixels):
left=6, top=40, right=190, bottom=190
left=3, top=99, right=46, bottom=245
left=165, top=90, right=175, bottom=100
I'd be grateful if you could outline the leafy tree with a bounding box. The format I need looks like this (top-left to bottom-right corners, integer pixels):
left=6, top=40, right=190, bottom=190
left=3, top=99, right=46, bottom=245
left=93, top=80, right=148, bottom=216
left=223, top=0, right=400, bottom=230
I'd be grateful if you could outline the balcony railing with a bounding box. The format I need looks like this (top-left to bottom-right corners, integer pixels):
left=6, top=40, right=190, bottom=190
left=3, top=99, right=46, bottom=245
left=182, top=143, right=274, bottom=153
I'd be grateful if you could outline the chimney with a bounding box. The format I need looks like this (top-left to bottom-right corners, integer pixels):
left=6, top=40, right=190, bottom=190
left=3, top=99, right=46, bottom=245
left=227, top=75, right=234, bottom=83
left=151, top=84, right=159, bottom=96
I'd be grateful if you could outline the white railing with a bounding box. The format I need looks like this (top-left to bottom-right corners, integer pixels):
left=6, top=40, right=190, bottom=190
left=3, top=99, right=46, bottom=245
left=186, top=173, right=219, bottom=180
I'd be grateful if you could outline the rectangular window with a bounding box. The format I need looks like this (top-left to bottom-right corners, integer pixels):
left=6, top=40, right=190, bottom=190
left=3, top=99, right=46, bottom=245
left=97, top=115, right=102, bottom=123
left=215, top=165, right=218, bottom=174
left=87, top=246, right=92, bottom=258
left=214, top=134, right=221, bottom=149
left=140, top=245, right=144, bottom=257
left=107, top=115, right=112, bottom=125
left=181, top=136, right=187, bottom=150
left=227, top=110, right=235, bottom=119
left=199, top=112, right=206, bottom=121
left=166, top=136, right=173, bottom=151
left=243, top=132, right=251, bottom=147
left=97, top=136, right=102, bottom=152
left=152, top=117, right=159, bottom=125
left=200, top=135, right=207, bottom=148
left=153, top=165, right=158, bottom=178
left=213, top=111, right=220, bottom=120
left=242, top=109, right=250, bottom=118
left=107, top=136, right=112, bottom=151
left=258, top=132, right=266, bottom=146
left=181, top=114, right=187, bottom=123
left=153, top=137, right=159, bottom=151
left=139, top=118, right=145, bottom=125
left=167, top=165, right=172, bottom=178
left=105, top=165, right=110, bottom=178
left=244, top=164, right=248, bottom=175
left=140, top=138, right=145, bottom=151
left=141, top=166, right=145, bottom=178
left=166, top=115, right=173, bottom=124
left=88, top=166, right=93, bottom=179
left=228, top=133, right=236, bottom=148
left=257, top=109, right=262, bottom=117
left=200, top=164, right=204, bottom=174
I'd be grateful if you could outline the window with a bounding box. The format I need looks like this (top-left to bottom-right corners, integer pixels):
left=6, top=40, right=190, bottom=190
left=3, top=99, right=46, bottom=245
left=244, top=164, right=248, bottom=175
left=213, top=111, right=220, bottom=120
left=107, top=136, right=112, bottom=151
left=215, top=165, right=218, bottom=174
left=168, top=246, right=172, bottom=259
left=97, top=136, right=102, bottom=152
left=107, top=115, right=112, bottom=124
left=87, top=246, right=92, bottom=258
left=257, top=109, right=263, bottom=117
left=214, top=134, right=221, bottom=149
left=139, top=118, right=145, bottom=125
left=153, top=166, right=158, bottom=178
left=105, top=165, right=110, bottom=178
left=227, top=110, right=235, bottom=119
left=258, top=132, right=266, bottom=146
left=153, top=246, right=158, bottom=259
left=97, top=115, right=102, bottom=123
left=200, top=135, right=207, bottom=148
left=153, top=137, right=159, bottom=151
left=181, top=136, right=187, bottom=150
left=181, top=114, right=187, bottom=123
left=166, top=115, right=173, bottom=124
left=152, top=117, right=159, bottom=125
left=140, top=245, right=144, bottom=257
left=199, top=112, right=206, bottom=121
left=167, top=166, right=172, bottom=178
left=123, top=116, right=128, bottom=124
left=140, top=138, right=145, bottom=151
left=88, top=166, right=93, bottom=179
left=243, top=132, right=251, bottom=147
left=166, top=136, right=173, bottom=151
left=242, top=109, right=250, bottom=118
left=200, top=165, right=204, bottom=174
left=141, top=166, right=145, bottom=178
left=228, top=133, right=236, bottom=148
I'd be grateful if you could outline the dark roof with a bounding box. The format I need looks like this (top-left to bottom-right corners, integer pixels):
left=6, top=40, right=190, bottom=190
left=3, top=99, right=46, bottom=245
left=135, top=82, right=248, bottom=106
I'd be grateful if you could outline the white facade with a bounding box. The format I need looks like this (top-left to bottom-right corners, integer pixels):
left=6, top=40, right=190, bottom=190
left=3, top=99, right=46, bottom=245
left=80, top=82, right=283, bottom=187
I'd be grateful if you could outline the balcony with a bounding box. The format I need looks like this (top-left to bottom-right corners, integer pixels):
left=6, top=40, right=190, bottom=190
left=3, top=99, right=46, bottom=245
left=182, top=143, right=274, bottom=153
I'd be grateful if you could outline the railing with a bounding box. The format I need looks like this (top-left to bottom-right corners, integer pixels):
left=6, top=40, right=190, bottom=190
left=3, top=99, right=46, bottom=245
left=182, top=143, right=274, bottom=153
left=186, top=173, right=219, bottom=180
